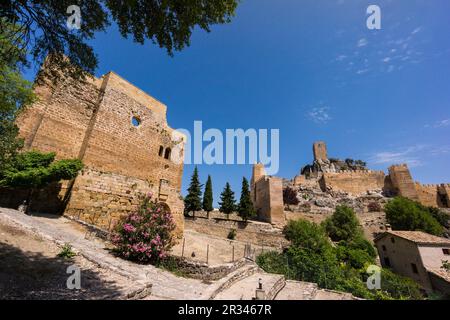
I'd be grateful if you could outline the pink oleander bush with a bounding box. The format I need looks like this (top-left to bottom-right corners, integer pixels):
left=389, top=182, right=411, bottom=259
left=111, top=194, right=176, bottom=263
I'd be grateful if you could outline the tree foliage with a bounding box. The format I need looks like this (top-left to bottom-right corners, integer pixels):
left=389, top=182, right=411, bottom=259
left=0, top=21, right=36, bottom=172
left=0, top=0, right=239, bottom=77
left=0, top=151, right=83, bottom=188
left=219, top=182, right=236, bottom=216
left=385, top=197, right=444, bottom=236
left=323, top=205, right=362, bottom=242
left=237, top=177, right=255, bottom=221
left=257, top=218, right=424, bottom=300
left=184, top=166, right=202, bottom=214
left=202, top=175, right=213, bottom=213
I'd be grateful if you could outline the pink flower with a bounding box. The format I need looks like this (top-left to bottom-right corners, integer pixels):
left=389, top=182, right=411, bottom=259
left=123, top=223, right=136, bottom=233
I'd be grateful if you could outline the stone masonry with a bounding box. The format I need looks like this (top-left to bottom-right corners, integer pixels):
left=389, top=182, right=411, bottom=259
left=11, top=61, right=186, bottom=237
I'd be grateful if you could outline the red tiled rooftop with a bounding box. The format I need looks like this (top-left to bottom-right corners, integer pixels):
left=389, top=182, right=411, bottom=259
left=375, top=230, right=450, bottom=246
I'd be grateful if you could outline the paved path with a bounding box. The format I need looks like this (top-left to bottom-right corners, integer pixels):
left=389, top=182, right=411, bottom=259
left=0, top=208, right=208, bottom=300
left=0, top=207, right=357, bottom=300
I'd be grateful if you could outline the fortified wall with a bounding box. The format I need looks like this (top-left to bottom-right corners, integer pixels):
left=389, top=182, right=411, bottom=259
left=250, top=164, right=285, bottom=227
left=321, top=170, right=386, bottom=195
left=293, top=142, right=449, bottom=209
left=5, top=61, right=186, bottom=236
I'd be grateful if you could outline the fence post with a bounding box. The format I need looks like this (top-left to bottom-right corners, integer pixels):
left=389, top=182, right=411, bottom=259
left=181, top=237, right=185, bottom=258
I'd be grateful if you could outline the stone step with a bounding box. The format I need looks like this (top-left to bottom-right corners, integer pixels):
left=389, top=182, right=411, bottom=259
left=213, top=272, right=285, bottom=300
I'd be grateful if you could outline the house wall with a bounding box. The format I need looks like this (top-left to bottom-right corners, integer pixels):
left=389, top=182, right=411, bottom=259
left=375, top=235, right=432, bottom=292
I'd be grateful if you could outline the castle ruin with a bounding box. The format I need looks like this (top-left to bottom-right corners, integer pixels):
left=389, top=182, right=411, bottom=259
left=251, top=141, right=450, bottom=227
left=1, top=63, right=186, bottom=237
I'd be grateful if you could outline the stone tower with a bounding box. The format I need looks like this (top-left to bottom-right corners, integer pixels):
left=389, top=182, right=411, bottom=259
left=313, top=141, right=328, bottom=161
left=388, top=164, right=419, bottom=200
left=11, top=61, right=186, bottom=237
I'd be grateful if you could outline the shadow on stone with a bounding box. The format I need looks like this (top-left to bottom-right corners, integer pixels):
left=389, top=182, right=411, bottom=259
left=0, top=241, right=123, bottom=300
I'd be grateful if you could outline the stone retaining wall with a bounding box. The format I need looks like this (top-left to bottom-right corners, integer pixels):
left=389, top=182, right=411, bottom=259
left=184, top=216, right=288, bottom=248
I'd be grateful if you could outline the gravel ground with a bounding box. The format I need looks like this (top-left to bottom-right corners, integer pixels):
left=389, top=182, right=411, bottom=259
left=0, top=220, right=133, bottom=300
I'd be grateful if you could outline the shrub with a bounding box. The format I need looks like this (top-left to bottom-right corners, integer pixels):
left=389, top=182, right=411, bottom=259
left=256, top=251, right=290, bottom=276
left=323, top=205, right=362, bottom=242
left=442, top=260, right=450, bottom=272
left=284, top=219, right=331, bottom=252
left=385, top=197, right=443, bottom=236
left=57, top=243, right=76, bottom=259
left=367, top=202, right=382, bottom=212
left=227, top=229, right=236, bottom=240
left=380, top=268, right=424, bottom=300
left=112, top=195, right=176, bottom=263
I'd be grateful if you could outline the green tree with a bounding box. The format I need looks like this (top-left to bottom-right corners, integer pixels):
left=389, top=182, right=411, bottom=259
left=0, top=22, right=36, bottom=172
left=323, top=205, right=362, bottom=242
left=385, top=197, right=443, bottom=236
left=0, top=1, right=239, bottom=77
left=202, top=175, right=214, bottom=218
left=257, top=218, right=425, bottom=300
left=184, top=166, right=203, bottom=215
left=219, top=182, right=236, bottom=218
left=237, top=177, right=255, bottom=221
left=0, top=151, right=83, bottom=212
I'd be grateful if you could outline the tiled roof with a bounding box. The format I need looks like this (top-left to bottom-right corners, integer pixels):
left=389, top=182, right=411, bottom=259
left=428, top=268, right=450, bottom=283
left=375, top=231, right=450, bottom=246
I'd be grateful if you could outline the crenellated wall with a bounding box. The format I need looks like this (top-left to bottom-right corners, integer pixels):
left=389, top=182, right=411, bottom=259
left=321, top=170, right=386, bottom=195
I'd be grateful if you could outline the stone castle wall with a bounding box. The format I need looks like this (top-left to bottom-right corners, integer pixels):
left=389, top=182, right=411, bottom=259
left=12, top=65, right=185, bottom=236
left=321, top=170, right=386, bottom=195
left=253, top=176, right=285, bottom=227
left=388, top=164, right=419, bottom=201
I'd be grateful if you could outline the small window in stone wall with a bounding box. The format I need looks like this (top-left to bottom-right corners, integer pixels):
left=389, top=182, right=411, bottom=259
left=391, top=237, right=395, bottom=244
left=443, top=248, right=450, bottom=255
left=411, top=263, right=418, bottom=274
left=132, top=116, right=141, bottom=127
left=382, top=245, right=387, bottom=251
left=164, top=148, right=171, bottom=160
left=159, top=146, right=164, bottom=157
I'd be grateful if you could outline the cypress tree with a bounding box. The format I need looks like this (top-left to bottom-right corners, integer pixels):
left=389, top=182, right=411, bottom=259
left=202, top=175, right=214, bottom=218
left=219, top=182, right=236, bottom=218
left=184, top=166, right=202, bottom=215
left=238, top=177, right=256, bottom=221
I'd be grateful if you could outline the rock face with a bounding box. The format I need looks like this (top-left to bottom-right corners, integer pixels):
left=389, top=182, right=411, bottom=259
left=284, top=180, right=388, bottom=215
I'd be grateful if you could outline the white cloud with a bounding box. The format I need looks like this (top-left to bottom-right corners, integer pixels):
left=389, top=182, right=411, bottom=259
left=411, top=27, right=422, bottom=35
left=307, top=106, right=332, bottom=124
left=357, top=38, right=368, bottom=47
left=368, top=146, right=426, bottom=168
left=425, top=119, right=450, bottom=128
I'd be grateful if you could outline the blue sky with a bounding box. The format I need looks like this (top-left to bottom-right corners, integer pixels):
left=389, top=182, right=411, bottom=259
left=25, top=0, right=450, bottom=206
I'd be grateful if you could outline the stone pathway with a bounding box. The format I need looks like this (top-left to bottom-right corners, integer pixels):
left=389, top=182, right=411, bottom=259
left=0, top=207, right=357, bottom=300
left=214, top=272, right=285, bottom=300
left=0, top=208, right=208, bottom=300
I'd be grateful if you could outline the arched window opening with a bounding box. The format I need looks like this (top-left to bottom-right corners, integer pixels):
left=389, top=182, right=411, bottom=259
left=131, top=116, right=141, bottom=127
left=158, top=146, right=164, bottom=157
